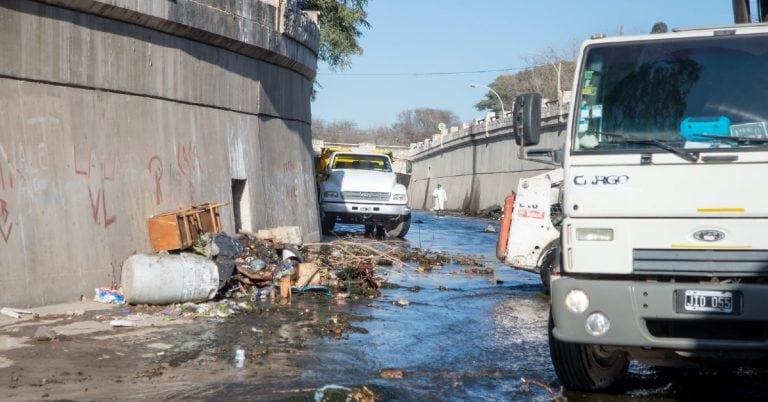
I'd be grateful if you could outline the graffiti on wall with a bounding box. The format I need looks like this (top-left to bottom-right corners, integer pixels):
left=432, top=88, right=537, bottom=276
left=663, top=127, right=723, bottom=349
left=176, top=141, right=200, bottom=203
left=144, top=141, right=202, bottom=207
left=73, top=145, right=117, bottom=228
left=0, top=139, right=51, bottom=193
left=0, top=198, right=12, bottom=244
left=147, top=155, right=163, bottom=205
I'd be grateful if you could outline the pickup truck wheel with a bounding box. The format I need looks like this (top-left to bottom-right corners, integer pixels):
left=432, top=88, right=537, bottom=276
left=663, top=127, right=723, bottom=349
left=386, top=214, right=411, bottom=238
left=321, top=214, right=336, bottom=234
left=548, top=311, right=628, bottom=391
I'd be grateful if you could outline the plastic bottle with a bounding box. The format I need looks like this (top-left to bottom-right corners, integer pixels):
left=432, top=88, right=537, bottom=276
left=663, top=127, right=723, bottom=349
left=234, top=348, right=245, bottom=368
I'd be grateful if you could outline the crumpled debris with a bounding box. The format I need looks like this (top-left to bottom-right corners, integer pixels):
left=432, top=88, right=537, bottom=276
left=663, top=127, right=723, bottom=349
left=94, top=288, right=125, bottom=304
left=1, top=307, right=32, bottom=319
left=109, top=319, right=138, bottom=327
left=34, top=326, right=57, bottom=341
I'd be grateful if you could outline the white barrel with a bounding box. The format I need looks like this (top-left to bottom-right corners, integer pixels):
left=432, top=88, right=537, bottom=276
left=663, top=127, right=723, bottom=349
left=121, top=253, right=219, bottom=305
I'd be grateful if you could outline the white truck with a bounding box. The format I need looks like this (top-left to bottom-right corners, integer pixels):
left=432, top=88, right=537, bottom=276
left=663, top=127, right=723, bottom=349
left=513, top=22, right=768, bottom=390
left=317, top=149, right=411, bottom=237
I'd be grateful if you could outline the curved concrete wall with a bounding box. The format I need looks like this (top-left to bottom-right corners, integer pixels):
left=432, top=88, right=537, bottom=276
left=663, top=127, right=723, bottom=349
left=0, top=0, right=319, bottom=307
left=408, top=108, right=567, bottom=213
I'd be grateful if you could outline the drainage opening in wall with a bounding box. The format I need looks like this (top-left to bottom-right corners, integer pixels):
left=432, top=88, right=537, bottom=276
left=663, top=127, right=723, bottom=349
left=231, top=179, right=252, bottom=233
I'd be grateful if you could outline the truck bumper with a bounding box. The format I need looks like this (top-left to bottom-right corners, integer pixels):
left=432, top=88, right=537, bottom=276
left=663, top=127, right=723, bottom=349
left=321, top=202, right=410, bottom=222
left=551, top=277, right=768, bottom=351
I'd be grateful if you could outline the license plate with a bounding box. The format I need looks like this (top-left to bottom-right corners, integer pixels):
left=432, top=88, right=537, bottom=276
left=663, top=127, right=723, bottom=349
left=675, top=290, right=739, bottom=315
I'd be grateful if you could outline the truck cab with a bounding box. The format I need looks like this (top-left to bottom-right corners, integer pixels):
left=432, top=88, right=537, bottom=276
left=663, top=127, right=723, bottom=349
left=317, top=149, right=411, bottom=237
left=518, top=23, right=768, bottom=390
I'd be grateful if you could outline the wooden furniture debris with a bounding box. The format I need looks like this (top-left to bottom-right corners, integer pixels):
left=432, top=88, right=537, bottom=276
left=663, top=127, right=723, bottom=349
left=148, top=203, right=224, bottom=252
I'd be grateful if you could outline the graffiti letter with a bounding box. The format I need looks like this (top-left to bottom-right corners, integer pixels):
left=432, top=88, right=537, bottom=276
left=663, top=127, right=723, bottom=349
left=147, top=155, right=163, bottom=205
left=0, top=199, right=12, bottom=243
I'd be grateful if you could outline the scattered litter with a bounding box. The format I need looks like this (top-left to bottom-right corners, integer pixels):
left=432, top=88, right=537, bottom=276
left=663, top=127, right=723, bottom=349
left=109, top=319, right=138, bottom=327
left=249, top=259, right=266, bottom=270
left=33, top=326, right=57, bottom=341
left=146, top=343, right=174, bottom=350
left=94, top=288, right=125, bottom=304
left=1, top=307, right=32, bottom=319
left=293, top=286, right=332, bottom=297
left=380, top=368, right=405, bottom=379
left=161, top=307, right=182, bottom=318
left=484, top=223, right=496, bottom=233
left=394, top=299, right=410, bottom=307
left=314, top=384, right=352, bottom=402
left=234, top=348, right=245, bottom=368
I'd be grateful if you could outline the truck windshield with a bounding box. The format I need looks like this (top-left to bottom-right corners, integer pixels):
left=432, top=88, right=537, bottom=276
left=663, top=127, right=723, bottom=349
left=332, top=154, right=392, bottom=172
left=573, top=33, right=768, bottom=154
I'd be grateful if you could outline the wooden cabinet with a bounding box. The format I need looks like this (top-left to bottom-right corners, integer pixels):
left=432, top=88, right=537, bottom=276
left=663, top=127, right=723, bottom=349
left=147, top=203, right=224, bottom=252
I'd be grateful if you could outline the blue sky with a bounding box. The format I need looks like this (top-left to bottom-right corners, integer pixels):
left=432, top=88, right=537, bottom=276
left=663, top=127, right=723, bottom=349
left=311, top=0, right=734, bottom=130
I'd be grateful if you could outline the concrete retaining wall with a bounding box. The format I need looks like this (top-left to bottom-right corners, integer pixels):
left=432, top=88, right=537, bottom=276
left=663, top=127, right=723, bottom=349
left=0, top=0, right=319, bottom=307
left=408, top=107, right=567, bottom=212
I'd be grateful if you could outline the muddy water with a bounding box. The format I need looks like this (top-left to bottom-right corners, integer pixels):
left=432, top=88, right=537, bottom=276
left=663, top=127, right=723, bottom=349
left=167, top=212, right=768, bottom=401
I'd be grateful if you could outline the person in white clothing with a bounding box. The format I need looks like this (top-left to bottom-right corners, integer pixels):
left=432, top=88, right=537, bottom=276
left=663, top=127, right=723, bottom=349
left=432, top=183, right=448, bottom=215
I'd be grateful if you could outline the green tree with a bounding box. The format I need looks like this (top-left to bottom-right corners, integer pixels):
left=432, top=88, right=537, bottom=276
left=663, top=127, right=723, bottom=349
left=302, top=0, right=371, bottom=70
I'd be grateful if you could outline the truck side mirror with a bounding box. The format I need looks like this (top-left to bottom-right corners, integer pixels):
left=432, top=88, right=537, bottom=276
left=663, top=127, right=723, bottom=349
left=514, top=93, right=542, bottom=146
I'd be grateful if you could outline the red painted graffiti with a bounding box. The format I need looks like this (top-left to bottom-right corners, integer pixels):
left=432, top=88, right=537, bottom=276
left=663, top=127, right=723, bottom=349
left=0, top=198, right=12, bottom=243
left=147, top=155, right=164, bottom=205
left=88, top=185, right=117, bottom=228
left=177, top=141, right=199, bottom=176
left=73, top=145, right=118, bottom=228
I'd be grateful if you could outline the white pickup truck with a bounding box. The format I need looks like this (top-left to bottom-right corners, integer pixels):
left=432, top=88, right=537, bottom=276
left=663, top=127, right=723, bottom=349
left=317, top=149, right=411, bottom=237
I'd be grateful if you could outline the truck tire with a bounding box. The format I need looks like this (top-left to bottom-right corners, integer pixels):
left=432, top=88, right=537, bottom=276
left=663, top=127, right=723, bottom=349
left=386, top=214, right=411, bottom=238
left=538, top=245, right=560, bottom=292
left=548, top=311, right=628, bottom=391
left=321, top=213, right=336, bottom=235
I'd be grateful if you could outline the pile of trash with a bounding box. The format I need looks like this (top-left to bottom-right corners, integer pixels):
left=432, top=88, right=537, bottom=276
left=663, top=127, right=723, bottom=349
left=85, top=224, right=495, bottom=312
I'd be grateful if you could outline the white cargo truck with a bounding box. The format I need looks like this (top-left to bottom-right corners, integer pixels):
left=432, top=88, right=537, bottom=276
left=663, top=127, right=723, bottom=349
left=316, top=148, right=411, bottom=237
left=514, top=23, right=768, bottom=390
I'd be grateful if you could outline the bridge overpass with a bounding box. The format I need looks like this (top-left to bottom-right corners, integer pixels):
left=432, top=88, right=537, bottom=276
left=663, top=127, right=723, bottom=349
left=407, top=104, right=568, bottom=213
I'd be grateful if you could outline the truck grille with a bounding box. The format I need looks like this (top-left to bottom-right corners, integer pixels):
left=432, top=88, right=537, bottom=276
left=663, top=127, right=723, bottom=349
left=342, top=191, right=390, bottom=202
left=633, top=249, right=768, bottom=275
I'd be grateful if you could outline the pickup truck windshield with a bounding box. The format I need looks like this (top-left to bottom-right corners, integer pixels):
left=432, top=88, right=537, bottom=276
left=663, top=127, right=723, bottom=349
left=573, top=33, right=768, bottom=154
left=331, top=154, right=392, bottom=172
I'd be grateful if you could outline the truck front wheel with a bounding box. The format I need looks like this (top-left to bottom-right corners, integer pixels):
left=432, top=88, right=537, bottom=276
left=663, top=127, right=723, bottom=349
left=548, top=311, right=628, bottom=391
left=386, top=214, right=411, bottom=238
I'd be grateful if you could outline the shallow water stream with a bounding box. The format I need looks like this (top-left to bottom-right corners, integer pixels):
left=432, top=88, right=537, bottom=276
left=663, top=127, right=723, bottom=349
left=171, top=211, right=768, bottom=401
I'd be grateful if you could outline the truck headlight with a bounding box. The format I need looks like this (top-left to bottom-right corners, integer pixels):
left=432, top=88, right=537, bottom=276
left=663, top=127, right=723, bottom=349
left=575, top=228, right=613, bottom=241
left=565, top=289, right=589, bottom=313
left=392, top=193, right=407, bottom=201
left=585, top=312, right=610, bottom=336
left=323, top=191, right=340, bottom=199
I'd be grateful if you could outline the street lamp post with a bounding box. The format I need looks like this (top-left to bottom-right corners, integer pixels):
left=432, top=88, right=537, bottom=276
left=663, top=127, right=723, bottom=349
left=470, top=84, right=506, bottom=118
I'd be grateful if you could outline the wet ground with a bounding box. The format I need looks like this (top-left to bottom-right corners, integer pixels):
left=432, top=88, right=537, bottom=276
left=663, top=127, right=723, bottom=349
left=3, top=211, right=768, bottom=401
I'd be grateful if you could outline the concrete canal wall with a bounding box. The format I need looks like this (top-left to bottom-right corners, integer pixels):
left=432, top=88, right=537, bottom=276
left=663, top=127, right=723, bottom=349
left=0, top=0, right=320, bottom=307
left=408, top=106, right=568, bottom=213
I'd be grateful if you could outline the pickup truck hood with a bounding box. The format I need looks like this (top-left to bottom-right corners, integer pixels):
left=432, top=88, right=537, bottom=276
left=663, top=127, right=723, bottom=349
left=327, top=170, right=396, bottom=192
